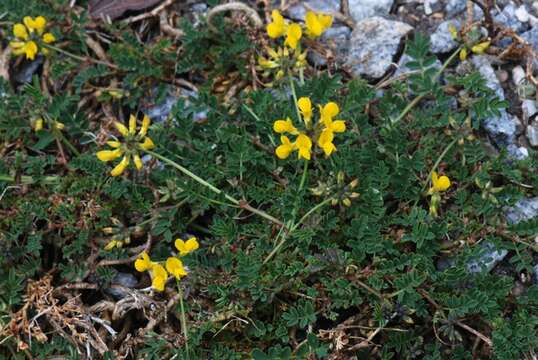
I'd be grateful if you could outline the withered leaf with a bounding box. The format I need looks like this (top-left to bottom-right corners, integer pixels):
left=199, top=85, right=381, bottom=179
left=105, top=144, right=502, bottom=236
left=89, top=0, right=163, bottom=20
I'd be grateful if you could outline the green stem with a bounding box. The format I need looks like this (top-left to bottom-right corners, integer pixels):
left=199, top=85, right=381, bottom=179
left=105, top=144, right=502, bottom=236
left=143, top=149, right=285, bottom=227
left=0, top=175, right=59, bottom=185
left=263, top=196, right=330, bottom=265
left=144, top=149, right=239, bottom=205
left=392, top=46, right=462, bottom=124
left=291, top=197, right=332, bottom=232
left=176, top=281, right=190, bottom=359
left=42, top=43, right=118, bottom=70
left=56, top=130, right=80, bottom=156
left=288, top=76, right=303, bottom=126
left=413, top=137, right=459, bottom=207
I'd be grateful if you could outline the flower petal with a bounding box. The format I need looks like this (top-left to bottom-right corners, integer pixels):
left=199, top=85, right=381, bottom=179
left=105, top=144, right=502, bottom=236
left=285, top=23, right=302, bottom=49
left=96, top=149, right=123, bottom=162
left=133, top=153, right=143, bottom=170
left=114, top=121, right=129, bottom=137
left=139, top=114, right=150, bottom=136
left=24, top=41, right=38, bottom=60
left=330, top=120, right=346, bottom=133
left=129, top=114, right=136, bottom=134
left=42, top=32, right=55, bottom=44
left=13, top=23, right=28, bottom=40
left=139, top=137, right=155, bottom=150
left=110, top=155, right=130, bottom=177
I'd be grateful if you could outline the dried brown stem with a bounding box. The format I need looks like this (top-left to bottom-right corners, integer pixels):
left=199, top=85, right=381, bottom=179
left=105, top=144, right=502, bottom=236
left=206, top=2, right=263, bottom=33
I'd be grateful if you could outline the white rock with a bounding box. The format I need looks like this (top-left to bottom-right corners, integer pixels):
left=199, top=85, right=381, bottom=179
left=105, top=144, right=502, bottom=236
left=512, top=65, right=526, bottom=86
left=527, top=125, right=538, bottom=146
left=348, top=0, right=394, bottom=22
left=522, top=99, right=538, bottom=121
left=347, top=17, right=413, bottom=79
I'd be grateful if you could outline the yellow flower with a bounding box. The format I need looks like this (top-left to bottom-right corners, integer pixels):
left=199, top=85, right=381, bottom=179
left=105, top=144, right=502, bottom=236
left=266, top=10, right=286, bottom=38
left=42, top=33, right=55, bottom=44
left=96, top=149, right=123, bottom=162
left=10, top=16, right=54, bottom=60
left=13, top=24, right=28, bottom=40
left=319, top=102, right=339, bottom=125
left=275, top=135, right=295, bottom=159
left=297, top=97, right=312, bottom=126
left=471, top=41, right=490, bottom=55
left=305, top=11, right=333, bottom=38
left=448, top=23, right=458, bottom=40
left=429, top=171, right=451, bottom=193
left=97, top=114, right=155, bottom=175
left=285, top=23, right=302, bottom=49
left=151, top=264, right=168, bottom=292
left=317, top=129, right=336, bottom=156
left=175, top=237, right=199, bottom=256
left=139, top=115, right=150, bottom=137
left=110, top=155, right=129, bottom=177
left=165, top=257, right=188, bottom=279
left=296, top=133, right=312, bottom=160
left=273, top=117, right=298, bottom=134
left=24, top=16, right=46, bottom=35
left=114, top=121, right=129, bottom=137
left=134, top=252, right=153, bottom=272
left=104, top=239, right=122, bottom=250
left=34, top=118, right=43, bottom=131
left=139, top=136, right=155, bottom=150
left=459, top=48, right=468, bottom=61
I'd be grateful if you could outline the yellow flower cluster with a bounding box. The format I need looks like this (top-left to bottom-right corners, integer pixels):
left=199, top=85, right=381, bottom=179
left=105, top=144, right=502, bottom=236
left=32, top=117, right=65, bottom=132
left=447, top=24, right=490, bottom=61
left=135, top=236, right=199, bottom=292
left=96, top=114, right=155, bottom=177
left=266, top=10, right=332, bottom=49
left=274, top=97, right=346, bottom=160
left=10, top=16, right=56, bottom=60
left=258, top=10, right=332, bottom=84
left=427, top=171, right=451, bottom=216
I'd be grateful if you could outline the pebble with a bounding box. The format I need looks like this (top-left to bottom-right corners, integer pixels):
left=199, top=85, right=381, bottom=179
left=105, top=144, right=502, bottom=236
left=347, top=17, right=413, bottom=79
left=348, top=0, right=394, bottom=22
left=104, top=272, right=138, bottom=300
left=522, top=99, right=538, bottom=121
left=526, top=125, right=538, bottom=146
left=14, top=56, right=44, bottom=84
left=467, top=242, right=508, bottom=274
left=505, top=197, right=538, bottom=225
left=494, top=2, right=528, bottom=34
left=512, top=65, right=526, bottom=86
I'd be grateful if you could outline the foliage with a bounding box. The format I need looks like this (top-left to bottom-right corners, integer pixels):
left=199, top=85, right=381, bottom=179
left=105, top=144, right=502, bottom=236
left=0, top=1, right=537, bottom=359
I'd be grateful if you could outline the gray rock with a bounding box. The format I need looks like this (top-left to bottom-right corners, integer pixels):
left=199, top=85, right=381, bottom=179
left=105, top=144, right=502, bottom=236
left=14, top=55, right=44, bottom=84
left=104, top=272, right=138, bottom=300
left=347, top=17, right=413, bottom=79
left=505, top=197, right=538, bottom=224
left=467, top=242, right=508, bottom=273
left=348, top=0, right=394, bottom=22
left=494, top=3, right=528, bottom=33
left=430, top=20, right=461, bottom=54
left=526, top=125, right=538, bottom=146
left=424, top=0, right=443, bottom=15
left=534, top=264, right=538, bottom=284
left=307, top=26, right=351, bottom=67
left=446, top=0, right=484, bottom=18
left=471, top=56, right=529, bottom=159
left=522, top=99, right=538, bottom=121
left=521, top=27, right=538, bottom=69
left=506, top=144, right=529, bottom=159
left=144, top=87, right=208, bottom=124
left=286, top=0, right=340, bottom=21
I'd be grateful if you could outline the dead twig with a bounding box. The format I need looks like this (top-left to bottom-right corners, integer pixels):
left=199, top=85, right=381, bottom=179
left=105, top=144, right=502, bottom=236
left=206, top=2, right=263, bottom=33
left=0, top=46, right=10, bottom=82
left=97, top=234, right=151, bottom=267
left=159, top=11, right=184, bottom=38
left=124, top=0, right=174, bottom=24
